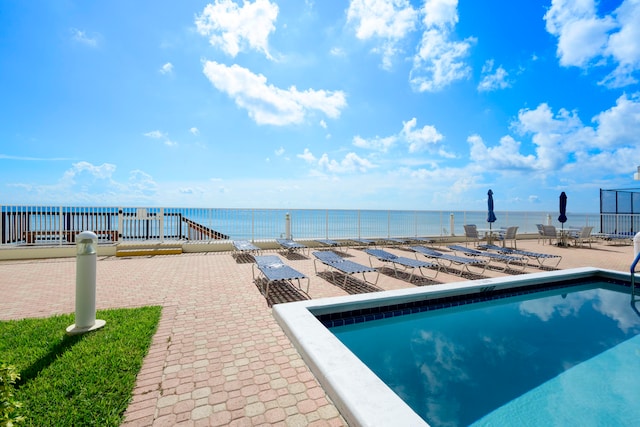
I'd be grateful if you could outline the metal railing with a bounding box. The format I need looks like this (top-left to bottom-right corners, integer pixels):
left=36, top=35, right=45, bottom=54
left=0, top=205, right=608, bottom=246
left=631, top=250, right=640, bottom=299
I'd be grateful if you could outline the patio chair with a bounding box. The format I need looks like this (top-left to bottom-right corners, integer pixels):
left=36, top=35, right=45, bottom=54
left=447, top=244, right=526, bottom=272
left=276, top=238, right=308, bottom=255
left=409, top=245, right=487, bottom=276
left=463, top=224, right=482, bottom=247
left=252, top=255, right=310, bottom=299
left=569, top=226, right=593, bottom=248
left=536, top=224, right=544, bottom=244
left=312, top=251, right=379, bottom=287
left=479, top=244, right=562, bottom=268
left=541, top=225, right=558, bottom=245
left=364, top=248, right=440, bottom=282
left=497, top=226, right=519, bottom=249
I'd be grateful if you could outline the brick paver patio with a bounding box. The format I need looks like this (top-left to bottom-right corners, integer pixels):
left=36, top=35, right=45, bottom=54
left=0, top=238, right=636, bottom=426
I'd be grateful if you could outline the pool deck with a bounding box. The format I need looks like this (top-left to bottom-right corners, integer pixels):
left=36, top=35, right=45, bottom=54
left=0, top=238, right=636, bottom=426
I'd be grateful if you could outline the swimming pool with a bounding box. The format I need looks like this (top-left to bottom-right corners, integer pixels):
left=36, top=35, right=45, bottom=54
left=274, top=267, right=639, bottom=426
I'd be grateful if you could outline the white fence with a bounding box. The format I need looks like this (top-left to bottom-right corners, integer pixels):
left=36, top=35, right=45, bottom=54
left=0, top=205, right=614, bottom=246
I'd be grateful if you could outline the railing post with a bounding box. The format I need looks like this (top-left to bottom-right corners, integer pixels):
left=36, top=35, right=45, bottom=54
left=118, top=208, right=123, bottom=241
left=159, top=208, right=165, bottom=242
left=59, top=206, right=64, bottom=246
left=326, top=210, right=329, bottom=240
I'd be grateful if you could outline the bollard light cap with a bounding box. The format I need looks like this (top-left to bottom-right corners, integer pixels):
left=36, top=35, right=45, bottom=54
left=77, top=231, right=98, bottom=255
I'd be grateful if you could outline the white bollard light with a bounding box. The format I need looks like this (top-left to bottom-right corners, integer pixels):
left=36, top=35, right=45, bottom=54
left=634, top=232, right=640, bottom=258
left=285, top=213, right=291, bottom=240
left=66, top=231, right=106, bottom=335
left=450, top=213, right=454, bottom=236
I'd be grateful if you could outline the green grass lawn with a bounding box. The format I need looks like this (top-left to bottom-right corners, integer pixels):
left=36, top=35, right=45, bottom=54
left=0, top=306, right=161, bottom=426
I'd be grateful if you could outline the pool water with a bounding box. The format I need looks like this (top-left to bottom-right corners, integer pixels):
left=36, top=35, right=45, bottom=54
left=330, top=282, right=640, bottom=426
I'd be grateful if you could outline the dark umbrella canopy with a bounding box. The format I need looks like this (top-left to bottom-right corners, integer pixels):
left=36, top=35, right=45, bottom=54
left=487, top=189, right=497, bottom=225
left=558, top=192, right=568, bottom=225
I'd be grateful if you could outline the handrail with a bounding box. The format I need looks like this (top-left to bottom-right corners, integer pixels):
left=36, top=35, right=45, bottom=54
left=631, top=250, right=640, bottom=298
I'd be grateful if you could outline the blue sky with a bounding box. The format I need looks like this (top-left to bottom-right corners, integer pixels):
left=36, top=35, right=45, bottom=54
left=1, top=0, right=639, bottom=213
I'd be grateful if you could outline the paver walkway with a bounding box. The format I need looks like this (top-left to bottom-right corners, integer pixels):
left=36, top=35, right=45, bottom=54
left=0, top=238, right=636, bottom=426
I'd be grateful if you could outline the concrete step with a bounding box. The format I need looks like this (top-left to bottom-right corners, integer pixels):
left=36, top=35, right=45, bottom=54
left=115, top=244, right=183, bottom=257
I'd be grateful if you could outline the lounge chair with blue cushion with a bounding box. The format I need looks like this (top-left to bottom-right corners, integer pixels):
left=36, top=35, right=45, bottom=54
left=314, top=239, right=349, bottom=252
left=252, top=255, right=310, bottom=299
left=365, top=248, right=439, bottom=282
left=447, top=244, right=525, bottom=272
left=409, top=245, right=487, bottom=276
left=312, top=251, right=379, bottom=287
left=276, top=238, right=308, bottom=255
left=349, top=238, right=376, bottom=248
left=377, top=237, right=411, bottom=246
left=478, top=244, right=562, bottom=268
left=233, top=240, right=261, bottom=254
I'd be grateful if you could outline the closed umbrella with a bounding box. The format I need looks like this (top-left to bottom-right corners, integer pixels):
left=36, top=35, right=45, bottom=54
left=487, top=189, right=497, bottom=243
left=558, top=192, right=568, bottom=246
left=558, top=192, right=567, bottom=229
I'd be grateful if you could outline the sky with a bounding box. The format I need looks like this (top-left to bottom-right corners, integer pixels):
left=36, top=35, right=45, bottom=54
left=1, top=0, right=640, bottom=213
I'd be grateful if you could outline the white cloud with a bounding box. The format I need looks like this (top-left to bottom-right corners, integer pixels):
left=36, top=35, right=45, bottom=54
left=297, top=148, right=376, bottom=174
left=297, top=148, right=316, bottom=162
left=401, top=117, right=443, bottom=152
left=160, top=62, right=174, bottom=75
left=468, top=134, right=537, bottom=170
left=353, top=135, right=397, bottom=152
left=64, top=161, right=116, bottom=181
left=318, top=152, right=376, bottom=173
left=144, top=130, right=166, bottom=139
left=190, top=127, right=199, bottom=135
left=354, top=118, right=443, bottom=153
left=144, top=130, right=177, bottom=147
left=477, top=60, right=511, bottom=92
left=346, top=0, right=418, bottom=69
left=422, top=0, right=459, bottom=28
left=544, top=0, right=640, bottom=88
left=70, top=28, right=98, bottom=47
left=275, top=146, right=285, bottom=156
left=410, top=23, right=475, bottom=91
left=202, top=61, right=347, bottom=125
left=319, top=119, right=327, bottom=129
left=195, top=0, right=278, bottom=59
left=468, top=95, right=640, bottom=178
left=592, top=93, right=640, bottom=147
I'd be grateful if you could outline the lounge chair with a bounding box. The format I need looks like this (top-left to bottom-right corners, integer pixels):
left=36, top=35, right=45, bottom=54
left=463, top=224, right=482, bottom=247
left=409, top=245, right=487, bottom=276
left=314, top=239, right=349, bottom=252
left=349, top=238, right=376, bottom=248
left=252, top=255, right=310, bottom=299
left=541, top=225, right=558, bottom=245
left=447, top=244, right=525, bottom=272
left=364, top=248, right=439, bottom=282
left=377, top=237, right=411, bottom=246
left=568, top=226, right=593, bottom=248
left=312, top=251, right=379, bottom=287
left=276, top=238, right=308, bottom=255
left=496, top=226, right=518, bottom=249
left=478, top=244, right=562, bottom=268
left=410, top=237, right=436, bottom=245
left=233, top=240, right=260, bottom=254
left=596, top=232, right=634, bottom=245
